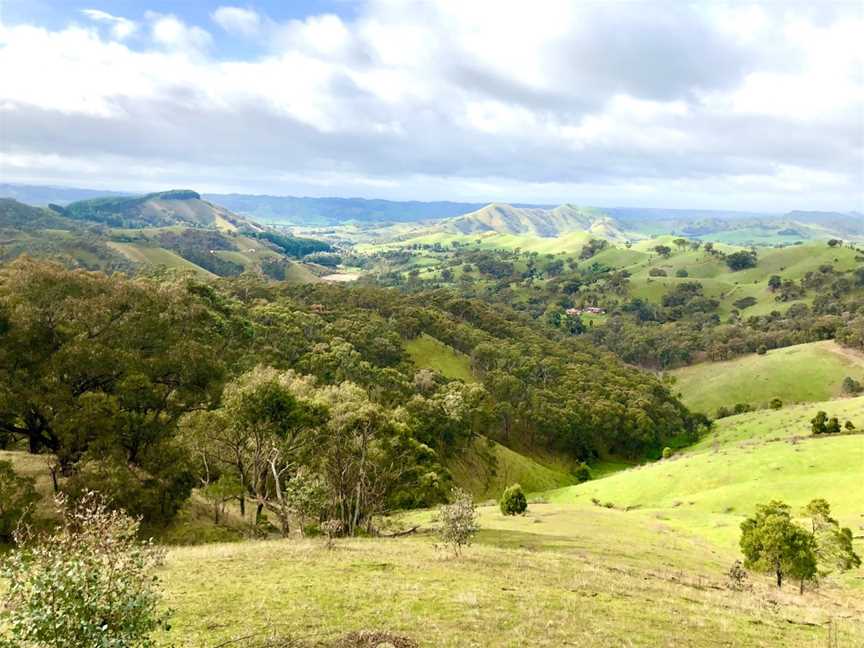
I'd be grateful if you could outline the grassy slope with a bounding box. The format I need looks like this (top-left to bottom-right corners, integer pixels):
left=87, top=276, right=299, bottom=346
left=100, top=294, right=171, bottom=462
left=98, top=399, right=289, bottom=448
left=108, top=242, right=216, bottom=278
left=670, top=341, right=864, bottom=414
left=160, top=501, right=864, bottom=647
left=404, top=333, right=476, bottom=383
left=547, top=396, right=864, bottom=552
left=617, top=241, right=858, bottom=318
left=447, top=437, right=576, bottom=500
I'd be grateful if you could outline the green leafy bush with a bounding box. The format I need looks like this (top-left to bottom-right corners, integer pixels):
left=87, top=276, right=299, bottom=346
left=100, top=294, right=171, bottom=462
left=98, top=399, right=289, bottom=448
left=573, top=463, right=591, bottom=483
left=499, top=483, right=527, bottom=516
left=662, top=447, right=673, bottom=460
left=0, top=491, right=171, bottom=647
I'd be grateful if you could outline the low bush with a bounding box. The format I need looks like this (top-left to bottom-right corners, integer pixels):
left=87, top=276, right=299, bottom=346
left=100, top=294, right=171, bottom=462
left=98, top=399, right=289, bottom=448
left=437, top=488, right=478, bottom=556
left=499, top=483, right=527, bottom=516
left=0, top=491, right=170, bottom=646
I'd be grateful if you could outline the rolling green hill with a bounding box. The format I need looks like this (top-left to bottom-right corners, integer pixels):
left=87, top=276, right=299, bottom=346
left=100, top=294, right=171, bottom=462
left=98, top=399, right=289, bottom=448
left=548, top=396, right=864, bottom=551
left=669, top=341, right=864, bottom=415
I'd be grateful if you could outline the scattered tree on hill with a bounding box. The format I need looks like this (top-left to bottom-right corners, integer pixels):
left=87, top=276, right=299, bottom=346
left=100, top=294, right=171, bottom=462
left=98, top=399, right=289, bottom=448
left=500, top=483, right=527, bottom=516
left=841, top=376, right=862, bottom=394
left=579, top=239, right=609, bottom=260
left=826, top=416, right=841, bottom=434
left=0, top=461, right=39, bottom=543
left=768, top=275, right=782, bottom=292
left=438, top=488, right=478, bottom=556
left=827, top=239, right=843, bottom=247
left=0, top=492, right=170, bottom=646
left=673, top=238, right=690, bottom=251
left=725, top=250, right=758, bottom=271
left=769, top=398, right=783, bottom=410
left=802, top=499, right=861, bottom=573
left=811, top=411, right=828, bottom=435
left=844, top=420, right=855, bottom=431
left=654, top=245, right=672, bottom=258
left=740, top=500, right=817, bottom=592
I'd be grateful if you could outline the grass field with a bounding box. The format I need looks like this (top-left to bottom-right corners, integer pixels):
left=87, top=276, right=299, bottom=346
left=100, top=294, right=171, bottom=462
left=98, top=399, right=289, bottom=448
left=4, top=396, right=863, bottom=646
left=158, top=500, right=864, bottom=647
left=548, top=396, right=864, bottom=551
left=107, top=242, right=216, bottom=278
left=404, top=333, right=476, bottom=383
left=669, top=341, right=864, bottom=415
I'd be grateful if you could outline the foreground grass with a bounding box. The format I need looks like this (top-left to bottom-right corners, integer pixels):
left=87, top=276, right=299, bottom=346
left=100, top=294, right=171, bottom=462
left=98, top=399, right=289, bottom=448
left=158, top=503, right=864, bottom=647
left=669, top=341, right=864, bottom=414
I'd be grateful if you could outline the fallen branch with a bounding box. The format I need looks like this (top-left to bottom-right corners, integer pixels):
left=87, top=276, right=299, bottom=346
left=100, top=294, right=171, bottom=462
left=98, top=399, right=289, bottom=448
left=378, top=525, right=419, bottom=538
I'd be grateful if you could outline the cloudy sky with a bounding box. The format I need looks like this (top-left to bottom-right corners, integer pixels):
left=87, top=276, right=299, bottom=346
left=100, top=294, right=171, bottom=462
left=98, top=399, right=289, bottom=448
left=0, top=1, right=862, bottom=211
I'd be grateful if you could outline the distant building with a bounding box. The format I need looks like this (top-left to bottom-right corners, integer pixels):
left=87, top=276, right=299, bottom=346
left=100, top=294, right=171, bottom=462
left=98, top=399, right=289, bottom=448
left=566, top=306, right=605, bottom=316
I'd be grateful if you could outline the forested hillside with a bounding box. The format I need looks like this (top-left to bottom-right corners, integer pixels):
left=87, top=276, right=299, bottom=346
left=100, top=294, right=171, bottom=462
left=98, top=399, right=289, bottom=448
left=0, top=258, right=700, bottom=535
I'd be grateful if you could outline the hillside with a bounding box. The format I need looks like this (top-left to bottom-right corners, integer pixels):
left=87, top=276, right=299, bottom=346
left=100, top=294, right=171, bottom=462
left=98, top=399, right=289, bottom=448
left=548, top=396, right=864, bottom=550
left=445, top=203, right=630, bottom=239
left=59, top=189, right=259, bottom=231
left=0, top=198, right=134, bottom=272
left=670, top=341, right=864, bottom=415
left=0, top=195, right=333, bottom=280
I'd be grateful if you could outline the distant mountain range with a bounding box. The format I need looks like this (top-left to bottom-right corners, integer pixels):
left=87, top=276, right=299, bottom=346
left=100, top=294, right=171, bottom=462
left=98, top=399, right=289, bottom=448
left=1, top=183, right=860, bottom=243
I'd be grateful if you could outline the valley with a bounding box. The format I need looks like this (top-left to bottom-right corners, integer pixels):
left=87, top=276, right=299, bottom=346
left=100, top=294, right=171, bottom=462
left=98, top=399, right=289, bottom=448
left=0, top=186, right=862, bottom=647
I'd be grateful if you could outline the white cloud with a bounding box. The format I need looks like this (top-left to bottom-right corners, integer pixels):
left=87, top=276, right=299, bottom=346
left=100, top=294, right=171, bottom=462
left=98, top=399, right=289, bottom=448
left=211, top=6, right=261, bottom=37
left=80, top=8, right=137, bottom=40
left=0, top=1, right=861, bottom=211
left=147, top=13, right=212, bottom=53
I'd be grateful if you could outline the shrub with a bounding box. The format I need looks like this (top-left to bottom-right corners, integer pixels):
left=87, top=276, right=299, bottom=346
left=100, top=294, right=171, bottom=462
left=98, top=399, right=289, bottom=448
left=733, top=403, right=752, bottom=415
left=321, top=519, right=344, bottom=549
left=573, top=463, right=591, bottom=483
left=826, top=416, right=841, bottom=434
left=726, top=560, right=749, bottom=591
left=675, top=269, right=689, bottom=278
left=648, top=268, right=667, bottom=277
left=662, top=447, right=673, bottom=460
left=845, top=420, right=856, bottom=431
left=756, top=345, right=768, bottom=355
left=769, top=398, right=783, bottom=410
left=811, top=411, right=828, bottom=435
left=0, top=491, right=171, bottom=647
left=499, top=483, right=528, bottom=516
left=842, top=376, right=862, bottom=394
left=716, top=406, right=732, bottom=419
left=437, top=488, right=478, bottom=556
left=0, top=461, right=39, bottom=543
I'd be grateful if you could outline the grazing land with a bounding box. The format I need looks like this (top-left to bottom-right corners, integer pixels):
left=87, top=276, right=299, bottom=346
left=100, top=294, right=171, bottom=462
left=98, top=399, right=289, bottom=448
left=669, top=341, right=864, bottom=414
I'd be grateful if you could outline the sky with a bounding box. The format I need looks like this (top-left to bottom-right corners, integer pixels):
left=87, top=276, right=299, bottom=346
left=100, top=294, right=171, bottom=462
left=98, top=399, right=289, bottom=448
left=0, top=1, right=862, bottom=211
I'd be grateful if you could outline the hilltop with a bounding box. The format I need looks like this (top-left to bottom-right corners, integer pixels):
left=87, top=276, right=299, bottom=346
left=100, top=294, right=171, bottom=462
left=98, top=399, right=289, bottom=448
left=57, top=189, right=259, bottom=231
left=446, top=203, right=630, bottom=239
